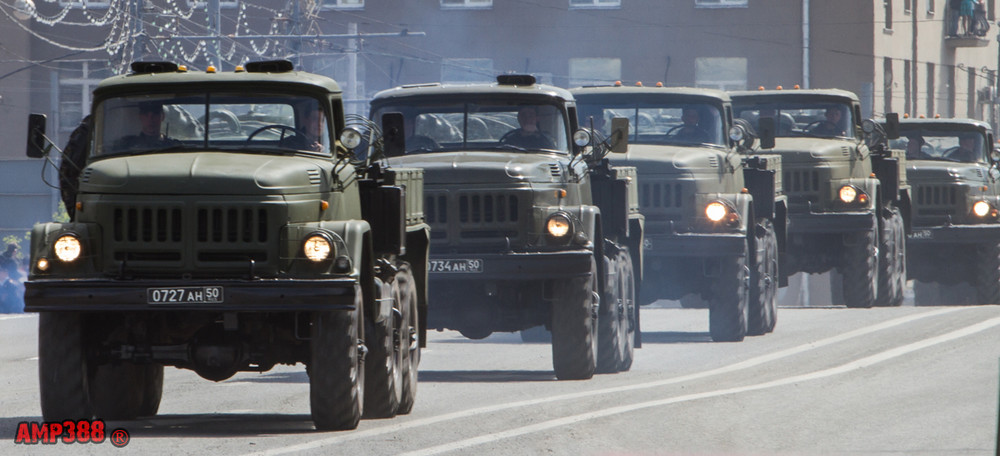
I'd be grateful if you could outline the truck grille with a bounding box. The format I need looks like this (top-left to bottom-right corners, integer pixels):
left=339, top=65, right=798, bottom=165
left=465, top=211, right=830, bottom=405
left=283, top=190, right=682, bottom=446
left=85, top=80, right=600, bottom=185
left=425, top=190, right=523, bottom=245
left=112, top=206, right=269, bottom=244
left=784, top=169, right=820, bottom=193
left=913, top=185, right=960, bottom=225
left=915, top=185, right=958, bottom=206
left=640, top=182, right=683, bottom=208
left=113, top=207, right=183, bottom=243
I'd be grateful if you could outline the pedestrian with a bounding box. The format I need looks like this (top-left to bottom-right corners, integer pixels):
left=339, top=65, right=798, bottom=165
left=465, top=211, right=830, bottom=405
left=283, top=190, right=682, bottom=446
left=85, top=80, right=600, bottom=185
left=949, top=0, right=962, bottom=36
left=0, top=244, right=19, bottom=281
left=960, top=0, right=979, bottom=36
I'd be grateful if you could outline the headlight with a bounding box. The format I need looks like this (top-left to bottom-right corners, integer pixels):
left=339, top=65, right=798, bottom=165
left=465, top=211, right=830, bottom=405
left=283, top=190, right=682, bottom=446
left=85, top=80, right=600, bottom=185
left=303, top=234, right=333, bottom=262
left=838, top=185, right=858, bottom=203
left=705, top=201, right=728, bottom=222
left=973, top=200, right=992, bottom=217
left=339, top=127, right=363, bottom=150
left=53, top=235, right=82, bottom=263
left=546, top=213, right=573, bottom=239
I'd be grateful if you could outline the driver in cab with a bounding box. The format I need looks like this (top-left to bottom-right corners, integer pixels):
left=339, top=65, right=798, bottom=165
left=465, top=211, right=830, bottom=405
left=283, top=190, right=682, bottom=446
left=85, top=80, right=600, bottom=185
left=115, top=102, right=180, bottom=151
left=501, top=106, right=555, bottom=149
left=808, top=106, right=847, bottom=137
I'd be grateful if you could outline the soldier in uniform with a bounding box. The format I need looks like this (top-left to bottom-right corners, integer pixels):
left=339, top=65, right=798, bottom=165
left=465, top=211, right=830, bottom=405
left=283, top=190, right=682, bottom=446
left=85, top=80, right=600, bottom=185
left=115, top=102, right=180, bottom=151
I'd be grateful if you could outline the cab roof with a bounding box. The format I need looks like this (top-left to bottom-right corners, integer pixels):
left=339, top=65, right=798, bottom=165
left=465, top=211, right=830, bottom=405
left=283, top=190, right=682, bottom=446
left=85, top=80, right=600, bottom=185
left=371, top=80, right=574, bottom=103
left=93, top=64, right=342, bottom=99
left=729, top=88, right=859, bottom=104
left=896, top=117, right=993, bottom=132
left=571, top=85, right=731, bottom=103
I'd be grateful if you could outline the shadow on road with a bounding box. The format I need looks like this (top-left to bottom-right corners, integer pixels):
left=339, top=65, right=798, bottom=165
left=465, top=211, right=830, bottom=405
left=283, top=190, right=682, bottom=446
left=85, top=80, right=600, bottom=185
left=0, top=413, right=322, bottom=438
left=418, top=369, right=555, bottom=383
left=640, top=331, right=714, bottom=344
left=223, top=371, right=308, bottom=384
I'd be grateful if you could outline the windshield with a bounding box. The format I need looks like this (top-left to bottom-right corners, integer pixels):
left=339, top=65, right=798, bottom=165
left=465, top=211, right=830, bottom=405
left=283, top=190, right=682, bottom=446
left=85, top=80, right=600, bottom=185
left=891, top=126, right=987, bottom=163
left=577, top=99, right=726, bottom=147
left=371, top=100, right=569, bottom=156
left=735, top=101, right=856, bottom=139
left=93, top=93, right=332, bottom=157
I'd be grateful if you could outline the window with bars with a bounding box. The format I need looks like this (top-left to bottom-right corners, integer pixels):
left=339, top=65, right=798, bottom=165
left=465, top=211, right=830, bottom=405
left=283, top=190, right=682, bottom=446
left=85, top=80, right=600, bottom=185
left=695, top=0, right=748, bottom=8
left=570, top=0, right=621, bottom=8
left=441, top=0, right=492, bottom=9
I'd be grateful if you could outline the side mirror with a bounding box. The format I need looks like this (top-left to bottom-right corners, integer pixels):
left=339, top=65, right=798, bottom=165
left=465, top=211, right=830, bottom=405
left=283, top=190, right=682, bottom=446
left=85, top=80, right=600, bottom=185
left=609, top=117, right=629, bottom=154
left=883, top=113, right=900, bottom=140
left=381, top=112, right=405, bottom=157
left=26, top=113, right=47, bottom=158
left=757, top=116, right=776, bottom=150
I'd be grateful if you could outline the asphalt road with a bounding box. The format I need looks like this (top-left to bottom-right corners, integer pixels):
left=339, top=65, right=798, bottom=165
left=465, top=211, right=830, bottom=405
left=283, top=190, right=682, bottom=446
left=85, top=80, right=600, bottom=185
left=2, top=303, right=999, bottom=455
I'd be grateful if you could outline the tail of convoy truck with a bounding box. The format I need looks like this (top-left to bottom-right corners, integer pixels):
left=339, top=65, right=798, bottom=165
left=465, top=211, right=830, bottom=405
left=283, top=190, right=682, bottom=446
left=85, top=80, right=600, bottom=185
left=370, top=75, right=644, bottom=379
left=23, top=60, right=429, bottom=431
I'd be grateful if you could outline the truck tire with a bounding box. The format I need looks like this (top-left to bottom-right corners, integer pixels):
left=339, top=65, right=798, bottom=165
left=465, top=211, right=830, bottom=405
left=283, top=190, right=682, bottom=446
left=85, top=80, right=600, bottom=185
left=597, top=248, right=636, bottom=373
left=139, top=364, right=164, bottom=417
left=90, top=362, right=146, bottom=420
left=551, top=256, right=599, bottom=380
left=875, top=207, right=906, bottom=307
left=748, top=218, right=778, bottom=336
left=840, top=226, right=878, bottom=308
left=363, top=278, right=401, bottom=419
left=39, top=312, right=93, bottom=421
left=310, top=288, right=364, bottom=431
left=396, top=264, right=420, bottom=415
left=709, top=245, right=750, bottom=342
left=974, top=242, right=1000, bottom=305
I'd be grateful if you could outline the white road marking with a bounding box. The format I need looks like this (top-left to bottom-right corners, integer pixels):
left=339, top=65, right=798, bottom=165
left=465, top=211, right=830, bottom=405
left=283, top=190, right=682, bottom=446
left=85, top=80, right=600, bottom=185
left=251, top=307, right=968, bottom=455
left=401, top=313, right=1000, bottom=456
left=0, top=314, right=33, bottom=321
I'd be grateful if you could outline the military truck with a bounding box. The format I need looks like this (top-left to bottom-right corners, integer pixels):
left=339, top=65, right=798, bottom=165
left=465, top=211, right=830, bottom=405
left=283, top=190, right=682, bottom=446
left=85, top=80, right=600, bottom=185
left=731, top=89, right=910, bottom=308
left=23, top=60, right=430, bottom=431
left=369, top=75, right=644, bottom=379
left=573, top=86, right=786, bottom=342
left=890, top=118, right=1000, bottom=305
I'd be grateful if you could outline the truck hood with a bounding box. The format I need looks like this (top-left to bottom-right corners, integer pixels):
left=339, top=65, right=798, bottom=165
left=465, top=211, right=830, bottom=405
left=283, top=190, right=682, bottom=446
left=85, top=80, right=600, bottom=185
left=388, top=152, right=568, bottom=185
left=766, top=137, right=856, bottom=166
left=906, top=160, right=990, bottom=184
left=79, top=152, right=327, bottom=195
left=610, top=143, right=724, bottom=176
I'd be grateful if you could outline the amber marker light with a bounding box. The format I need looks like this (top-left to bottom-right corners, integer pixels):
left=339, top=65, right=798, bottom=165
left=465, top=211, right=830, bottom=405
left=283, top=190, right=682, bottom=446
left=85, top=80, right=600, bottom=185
left=36, top=258, right=49, bottom=271
left=320, top=200, right=329, bottom=211
left=206, top=65, right=217, bottom=73
left=555, top=189, right=567, bottom=198
left=75, top=202, right=82, bottom=213
left=235, top=65, right=245, bottom=72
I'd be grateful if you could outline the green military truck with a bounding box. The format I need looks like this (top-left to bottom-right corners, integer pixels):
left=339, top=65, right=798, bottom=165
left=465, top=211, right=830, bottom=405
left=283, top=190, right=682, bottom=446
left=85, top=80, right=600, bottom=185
left=23, top=60, right=429, bottom=430
left=890, top=118, right=1000, bottom=304
left=573, top=86, right=786, bottom=342
left=369, top=75, right=644, bottom=379
left=731, top=89, right=910, bottom=308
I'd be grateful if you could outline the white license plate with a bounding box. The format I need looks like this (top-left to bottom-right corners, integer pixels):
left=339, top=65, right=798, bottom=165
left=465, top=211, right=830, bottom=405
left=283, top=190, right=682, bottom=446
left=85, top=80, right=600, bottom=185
left=429, top=259, right=484, bottom=273
left=147, top=286, right=224, bottom=304
left=907, top=230, right=932, bottom=240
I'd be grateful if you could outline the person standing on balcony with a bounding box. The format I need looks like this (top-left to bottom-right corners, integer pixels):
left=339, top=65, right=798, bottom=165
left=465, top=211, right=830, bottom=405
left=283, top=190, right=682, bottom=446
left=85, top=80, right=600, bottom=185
left=960, top=0, right=980, bottom=36
left=949, top=0, right=962, bottom=36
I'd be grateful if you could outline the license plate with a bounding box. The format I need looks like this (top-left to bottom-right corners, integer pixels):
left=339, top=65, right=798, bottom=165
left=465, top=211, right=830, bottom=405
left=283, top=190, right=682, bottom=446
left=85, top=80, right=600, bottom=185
left=907, top=229, right=932, bottom=240
left=147, top=286, right=224, bottom=304
left=429, top=259, right=484, bottom=273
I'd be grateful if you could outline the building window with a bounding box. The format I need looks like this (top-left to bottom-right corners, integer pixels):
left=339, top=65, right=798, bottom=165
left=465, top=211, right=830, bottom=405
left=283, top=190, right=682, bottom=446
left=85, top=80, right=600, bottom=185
left=927, top=0, right=935, bottom=13
left=695, top=0, right=748, bottom=7
left=884, top=58, right=893, bottom=115
left=946, top=65, right=956, bottom=117
left=990, top=0, right=996, bottom=21
left=186, top=0, right=239, bottom=9
left=927, top=62, right=936, bottom=116
left=570, top=0, right=621, bottom=8
left=57, top=0, right=110, bottom=8
left=695, top=57, right=747, bottom=91
left=442, top=58, right=494, bottom=83
left=904, top=0, right=911, bottom=13
left=568, top=58, right=621, bottom=87
left=441, top=0, right=492, bottom=9
left=321, top=0, right=364, bottom=9
left=904, top=59, right=912, bottom=115
left=968, top=67, right=978, bottom=118
left=884, top=0, right=893, bottom=29
left=58, top=61, right=111, bottom=142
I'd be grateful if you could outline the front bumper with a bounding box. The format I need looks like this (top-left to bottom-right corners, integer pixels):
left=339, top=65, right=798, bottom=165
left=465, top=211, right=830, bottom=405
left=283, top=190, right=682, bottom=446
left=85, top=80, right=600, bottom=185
left=643, top=232, right=747, bottom=258
left=788, top=211, right=876, bottom=235
left=907, top=224, right=1000, bottom=245
left=428, top=249, right=593, bottom=281
left=24, top=278, right=358, bottom=312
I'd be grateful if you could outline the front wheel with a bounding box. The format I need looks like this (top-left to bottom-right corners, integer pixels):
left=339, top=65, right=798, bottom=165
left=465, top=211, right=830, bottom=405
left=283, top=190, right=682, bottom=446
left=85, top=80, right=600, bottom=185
left=395, top=264, right=421, bottom=415
left=39, top=312, right=92, bottom=421
left=748, top=218, right=778, bottom=335
left=709, top=245, right=750, bottom=342
left=875, top=207, right=906, bottom=307
left=309, top=287, right=365, bottom=431
left=551, top=257, right=599, bottom=380
left=596, top=248, right=637, bottom=373
left=840, top=226, right=878, bottom=308
left=363, top=278, right=402, bottom=419
left=974, top=242, right=1000, bottom=305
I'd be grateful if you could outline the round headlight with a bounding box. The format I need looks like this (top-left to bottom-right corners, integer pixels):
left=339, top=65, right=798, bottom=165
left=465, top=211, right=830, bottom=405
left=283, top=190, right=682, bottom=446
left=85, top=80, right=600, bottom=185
left=839, top=185, right=858, bottom=203
left=53, top=235, right=81, bottom=263
left=705, top=201, right=728, bottom=222
left=573, top=129, right=592, bottom=147
left=339, top=127, right=363, bottom=150
left=973, top=200, right=992, bottom=217
left=303, top=234, right=333, bottom=262
left=546, top=213, right=572, bottom=239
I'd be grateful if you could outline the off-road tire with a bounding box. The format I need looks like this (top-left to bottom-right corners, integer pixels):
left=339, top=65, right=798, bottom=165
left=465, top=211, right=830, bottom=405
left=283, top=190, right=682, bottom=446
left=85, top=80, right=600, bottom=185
left=139, top=364, right=164, bottom=417
left=974, top=242, right=1000, bottom=305
left=840, top=226, right=878, bottom=308
left=363, top=279, right=401, bottom=419
left=709, top=244, right=750, bottom=342
left=310, top=287, right=364, bottom=431
left=90, top=363, right=146, bottom=420
left=597, top=248, right=636, bottom=373
left=551, top=257, right=598, bottom=380
left=396, top=264, right=420, bottom=415
left=875, top=207, right=906, bottom=307
left=748, top=218, right=778, bottom=335
left=39, top=312, right=92, bottom=421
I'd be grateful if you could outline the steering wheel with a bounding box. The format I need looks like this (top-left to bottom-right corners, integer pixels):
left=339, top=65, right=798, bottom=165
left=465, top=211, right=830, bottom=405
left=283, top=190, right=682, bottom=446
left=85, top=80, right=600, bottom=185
left=805, top=120, right=838, bottom=134
left=246, top=124, right=307, bottom=143
left=407, top=135, right=440, bottom=152
left=943, top=146, right=976, bottom=162
left=201, top=109, right=241, bottom=134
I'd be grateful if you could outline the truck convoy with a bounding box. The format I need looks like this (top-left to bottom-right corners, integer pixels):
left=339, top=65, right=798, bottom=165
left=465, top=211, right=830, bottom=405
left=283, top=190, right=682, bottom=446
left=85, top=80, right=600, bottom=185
left=572, top=86, right=785, bottom=342
left=891, top=118, right=1000, bottom=305
left=370, top=75, right=644, bottom=379
left=730, top=89, right=910, bottom=308
left=23, top=60, right=429, bottom=431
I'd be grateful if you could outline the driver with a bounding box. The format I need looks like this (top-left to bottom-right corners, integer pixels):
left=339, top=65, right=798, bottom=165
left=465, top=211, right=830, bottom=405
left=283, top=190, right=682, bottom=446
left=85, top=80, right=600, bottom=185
left=115, top=102, right=180, bottom=151
left=948, top=133, right=981, bottom=162
left=808, top=106, right=847, bottom=137
left=669, top=106, right=710, bottom=143
left=502, top=106, right=555, bottom=149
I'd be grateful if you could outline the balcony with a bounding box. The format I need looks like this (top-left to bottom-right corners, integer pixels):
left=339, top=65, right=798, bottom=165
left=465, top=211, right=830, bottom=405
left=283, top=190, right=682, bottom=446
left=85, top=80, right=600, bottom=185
left=945, top=35, right=991, bottom=48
